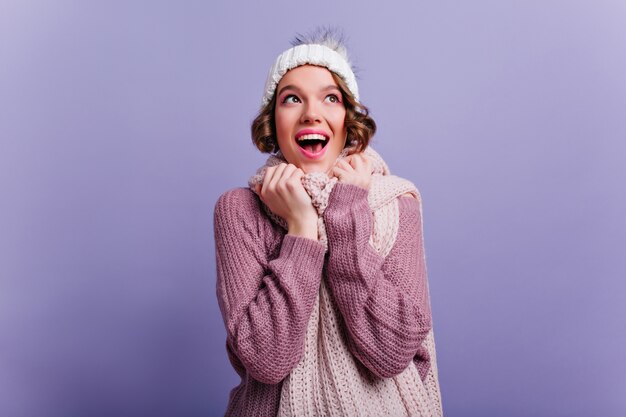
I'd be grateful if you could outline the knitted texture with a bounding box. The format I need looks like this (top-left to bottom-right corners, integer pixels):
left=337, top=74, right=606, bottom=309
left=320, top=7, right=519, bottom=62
left=246, top=147, right=442, bottom=416
left=262, top=43, right=359, bottom=106
left=214, top=186, right=438, bottom=416
left=248, top=147, right=385, bottom=250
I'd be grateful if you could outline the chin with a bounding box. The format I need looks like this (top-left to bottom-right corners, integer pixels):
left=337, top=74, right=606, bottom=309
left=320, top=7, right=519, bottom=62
left=300, top=164, right=320, bottom=174
left=300, top=162, right=330, bottom=175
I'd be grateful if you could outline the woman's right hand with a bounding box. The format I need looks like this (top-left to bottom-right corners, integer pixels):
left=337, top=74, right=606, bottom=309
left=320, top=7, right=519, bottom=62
left=255, top=163, right=318, bottom=240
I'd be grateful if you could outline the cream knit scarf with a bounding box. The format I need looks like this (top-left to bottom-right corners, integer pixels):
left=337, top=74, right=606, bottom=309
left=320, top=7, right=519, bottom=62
left=249, top=147, right=442, bottom=417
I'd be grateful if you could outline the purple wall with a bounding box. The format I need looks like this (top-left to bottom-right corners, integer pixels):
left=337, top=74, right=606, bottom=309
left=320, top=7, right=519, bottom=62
left=1, top=1, right=625, bottom=416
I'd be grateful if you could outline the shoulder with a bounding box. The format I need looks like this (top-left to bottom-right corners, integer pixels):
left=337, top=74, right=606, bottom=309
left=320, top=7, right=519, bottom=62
left=384, top=175, right=423, bottom=217
left=400, top=191, right=421, bottom=202
left=392, top=178, right=424, bottom=230
left=369, top=174, right=422, bottom=210
left=215, top=187, right=259, bottom=212
left=214, top=187, right=265, bottom=230
left=387, top=174, right=422, bottom=202
left=213, top=187, right=282, bottom=261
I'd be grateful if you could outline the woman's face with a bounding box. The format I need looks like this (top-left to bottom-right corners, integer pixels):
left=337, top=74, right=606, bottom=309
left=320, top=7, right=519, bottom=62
left=274, top=65, right=347, bottom=174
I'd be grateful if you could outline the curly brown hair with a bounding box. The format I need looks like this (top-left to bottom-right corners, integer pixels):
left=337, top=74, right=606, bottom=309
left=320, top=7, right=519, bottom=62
left=251, top=71, right=376, bottom=154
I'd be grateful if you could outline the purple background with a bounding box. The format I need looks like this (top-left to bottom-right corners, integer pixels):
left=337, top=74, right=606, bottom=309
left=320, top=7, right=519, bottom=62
left=1, top=1, right=625, bottom=416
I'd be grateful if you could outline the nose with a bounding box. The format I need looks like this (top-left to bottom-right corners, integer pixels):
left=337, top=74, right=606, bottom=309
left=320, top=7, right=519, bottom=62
left=300, top=102, right=322, bottom=124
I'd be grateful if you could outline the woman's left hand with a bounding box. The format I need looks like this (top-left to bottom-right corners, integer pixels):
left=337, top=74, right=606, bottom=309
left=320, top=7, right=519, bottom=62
left=331, top=153, right=372, bottom=191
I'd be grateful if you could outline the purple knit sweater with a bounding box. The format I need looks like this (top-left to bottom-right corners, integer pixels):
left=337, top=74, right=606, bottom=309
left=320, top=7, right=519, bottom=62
left=214, top=182, right=433, bottom=417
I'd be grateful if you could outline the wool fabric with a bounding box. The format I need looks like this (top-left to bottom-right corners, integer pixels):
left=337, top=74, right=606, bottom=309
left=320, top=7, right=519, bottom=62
left=251, top=147, right=441, bottom=416
left=214, top=147, right=442, bottom=416
left=262, top=43, right=359, bottom=106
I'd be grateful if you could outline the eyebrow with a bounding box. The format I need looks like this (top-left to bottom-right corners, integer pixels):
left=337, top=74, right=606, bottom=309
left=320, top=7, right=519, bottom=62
left=277, top=84, right=341, bottom=97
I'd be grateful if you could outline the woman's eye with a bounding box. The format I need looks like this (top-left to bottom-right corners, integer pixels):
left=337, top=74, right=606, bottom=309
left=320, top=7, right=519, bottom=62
left=282, top=95, right=300, bottom=104
left=325, top=94, right=341, bottom=103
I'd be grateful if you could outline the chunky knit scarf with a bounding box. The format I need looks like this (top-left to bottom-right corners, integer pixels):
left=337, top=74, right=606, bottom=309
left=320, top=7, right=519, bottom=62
left=249, top=147, right=442, bottom=417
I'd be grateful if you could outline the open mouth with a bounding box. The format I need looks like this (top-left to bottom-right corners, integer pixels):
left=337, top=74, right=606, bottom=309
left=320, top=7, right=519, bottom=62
left=296, top=133, right=330, bottom=155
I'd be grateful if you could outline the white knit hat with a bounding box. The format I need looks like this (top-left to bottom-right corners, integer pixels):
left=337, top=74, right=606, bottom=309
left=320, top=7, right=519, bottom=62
left=261, top=43, right=359, bottom=107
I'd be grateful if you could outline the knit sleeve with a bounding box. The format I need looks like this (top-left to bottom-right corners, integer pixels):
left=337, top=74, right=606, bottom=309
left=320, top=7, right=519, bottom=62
left=214, top=188, right=326, bottom=385
left=322, top=183, right=433, bottom=380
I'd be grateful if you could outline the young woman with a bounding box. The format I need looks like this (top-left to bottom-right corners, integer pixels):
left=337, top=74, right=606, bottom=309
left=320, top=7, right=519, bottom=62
left=214, top=30, right=442, bottom=417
